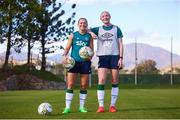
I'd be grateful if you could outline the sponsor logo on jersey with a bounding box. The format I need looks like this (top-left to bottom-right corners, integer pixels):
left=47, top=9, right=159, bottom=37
left=76, top=41, right=87, bottom=46
left=100, top=32, right=114, bottom=41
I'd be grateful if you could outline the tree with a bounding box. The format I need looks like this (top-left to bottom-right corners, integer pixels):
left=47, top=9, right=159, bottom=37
left=17, top=0, right=41, bottom=71
left=0, top=0, right=26, bottom=71
left=37, top=0, right=76, bottom=71
left=174, top=67, right=180, bottom=74
left=131, top=59, right=159, bottom=74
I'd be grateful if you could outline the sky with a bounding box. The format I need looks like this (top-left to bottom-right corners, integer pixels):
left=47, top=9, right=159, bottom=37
left=0, top=0, right=179, bottom=56
left=65, top=0, right=180, bottom=55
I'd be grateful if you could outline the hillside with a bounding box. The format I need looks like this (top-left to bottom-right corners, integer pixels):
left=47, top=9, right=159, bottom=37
left=1, top=43, right=180, bottom=69
left=124, top=43, right=180, bottom=69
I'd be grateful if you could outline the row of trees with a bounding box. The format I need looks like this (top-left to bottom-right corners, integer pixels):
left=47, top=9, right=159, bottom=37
left=129, top=59, right=179, bottom=74
left=0, top=0, right=76, bottom=71
left=131, top=59, right=159, bottom=74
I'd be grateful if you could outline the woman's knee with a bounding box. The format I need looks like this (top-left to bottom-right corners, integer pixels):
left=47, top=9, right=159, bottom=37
left=80, top=83, right=88, bottom=89
left=98, top=78, right=105, bottom=84
left=111, top=79, right=119, bottom=84
left=67, top=82, right=74, bottom=89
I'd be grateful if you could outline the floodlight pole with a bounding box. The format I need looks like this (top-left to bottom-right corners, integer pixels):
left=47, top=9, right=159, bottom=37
left=170, top=36, right=173, bottom=85
left=89, top=73, right=92, bottom=88
left=64, top=68, right=67, bottom=82
left=135, top=38, right=138, bottom=85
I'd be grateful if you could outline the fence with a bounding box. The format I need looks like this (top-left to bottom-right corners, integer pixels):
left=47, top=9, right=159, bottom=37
left=68, top=74, right=180, bottom=86
left=120, top=74, right=180, bottom=85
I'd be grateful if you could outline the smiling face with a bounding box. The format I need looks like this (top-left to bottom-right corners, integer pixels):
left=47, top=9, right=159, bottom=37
left=100, top=11, right=111, bottom=25
left=78, top=18, right=88, bottom=31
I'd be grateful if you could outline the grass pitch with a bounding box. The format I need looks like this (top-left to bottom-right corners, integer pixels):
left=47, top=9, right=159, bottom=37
left=0, top=86, right=180, bottom=119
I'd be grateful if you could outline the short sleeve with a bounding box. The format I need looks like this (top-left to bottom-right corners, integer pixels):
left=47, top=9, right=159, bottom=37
left=117, top=27, right=123, bottom=38
left=91, top=27, right=99, bottom=36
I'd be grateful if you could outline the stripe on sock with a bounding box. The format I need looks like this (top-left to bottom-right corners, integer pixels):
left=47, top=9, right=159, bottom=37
left=112, top=84, right=119, bottom=88
left=66, top=89, right=73, bottom=93
left=97, top=84, right=105, bottom=90
left=80, top=89, right=87, bottom=94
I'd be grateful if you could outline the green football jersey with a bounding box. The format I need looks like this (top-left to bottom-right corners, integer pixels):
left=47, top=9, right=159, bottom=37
left=71, top=31, right=91, bottom=62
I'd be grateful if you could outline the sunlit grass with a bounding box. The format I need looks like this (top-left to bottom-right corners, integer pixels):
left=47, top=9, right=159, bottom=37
left=0, top=87, right=180, bottom=119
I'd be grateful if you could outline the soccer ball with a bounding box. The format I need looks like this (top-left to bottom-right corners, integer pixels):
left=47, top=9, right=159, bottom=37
left=79, top=46, right=93, bottom=59
left=38, top=102, right=52, bottom=115
left=63, top=56, right=75, bottom=69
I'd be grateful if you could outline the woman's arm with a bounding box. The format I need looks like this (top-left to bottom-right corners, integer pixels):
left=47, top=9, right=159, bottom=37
left=63, top=34, right=73, bottom=56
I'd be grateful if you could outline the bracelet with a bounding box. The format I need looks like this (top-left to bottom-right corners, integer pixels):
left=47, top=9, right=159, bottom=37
left=120, top=56, right=123, bottom=59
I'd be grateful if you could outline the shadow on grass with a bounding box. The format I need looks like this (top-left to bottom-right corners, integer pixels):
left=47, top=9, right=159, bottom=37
left=52, top=107, right=180, bottom=115
left=121, top=106, right=180, bottom=112
left=48, top=113, right=59, bottom=116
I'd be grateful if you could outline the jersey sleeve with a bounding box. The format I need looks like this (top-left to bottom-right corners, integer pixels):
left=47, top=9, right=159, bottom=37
left=90, top=27, right=99, bottom=36
left=117, top=27, right=123, bottom=38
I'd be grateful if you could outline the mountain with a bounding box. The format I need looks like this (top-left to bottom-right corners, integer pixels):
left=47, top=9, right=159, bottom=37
left=0, top=51, right=28, bottom=61
left=1, top=43, right=180, bottom=69
left=91, top=43, right=180, bottom=69
left=123, top=43, right=180, bottom=69
left=0, top=51, right=63, bottom=64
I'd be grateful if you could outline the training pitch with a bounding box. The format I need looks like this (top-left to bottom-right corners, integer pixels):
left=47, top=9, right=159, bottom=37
left=0, top=86, right=180, bottom=119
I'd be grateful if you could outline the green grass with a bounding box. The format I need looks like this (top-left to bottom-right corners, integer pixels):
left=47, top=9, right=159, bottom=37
left=0, top=88, right=180, bottom=119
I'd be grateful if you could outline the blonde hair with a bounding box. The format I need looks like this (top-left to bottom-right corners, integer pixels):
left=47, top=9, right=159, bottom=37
left=100, top=11, right=111, bottom=18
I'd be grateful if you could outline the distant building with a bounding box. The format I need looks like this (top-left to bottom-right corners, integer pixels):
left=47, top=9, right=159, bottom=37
left=160, top=63, right=180, bottom=74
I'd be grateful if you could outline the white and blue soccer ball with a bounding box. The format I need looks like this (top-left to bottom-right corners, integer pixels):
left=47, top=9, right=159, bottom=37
left=38, top=102, right=52, bottom=115
left=63, top=56, right=75, bottom=69
left=79, top=46, right=93, bottom=59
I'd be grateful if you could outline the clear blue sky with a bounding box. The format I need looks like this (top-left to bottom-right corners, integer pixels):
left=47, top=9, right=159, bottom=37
left=66, top=0, right=180, bottom=55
